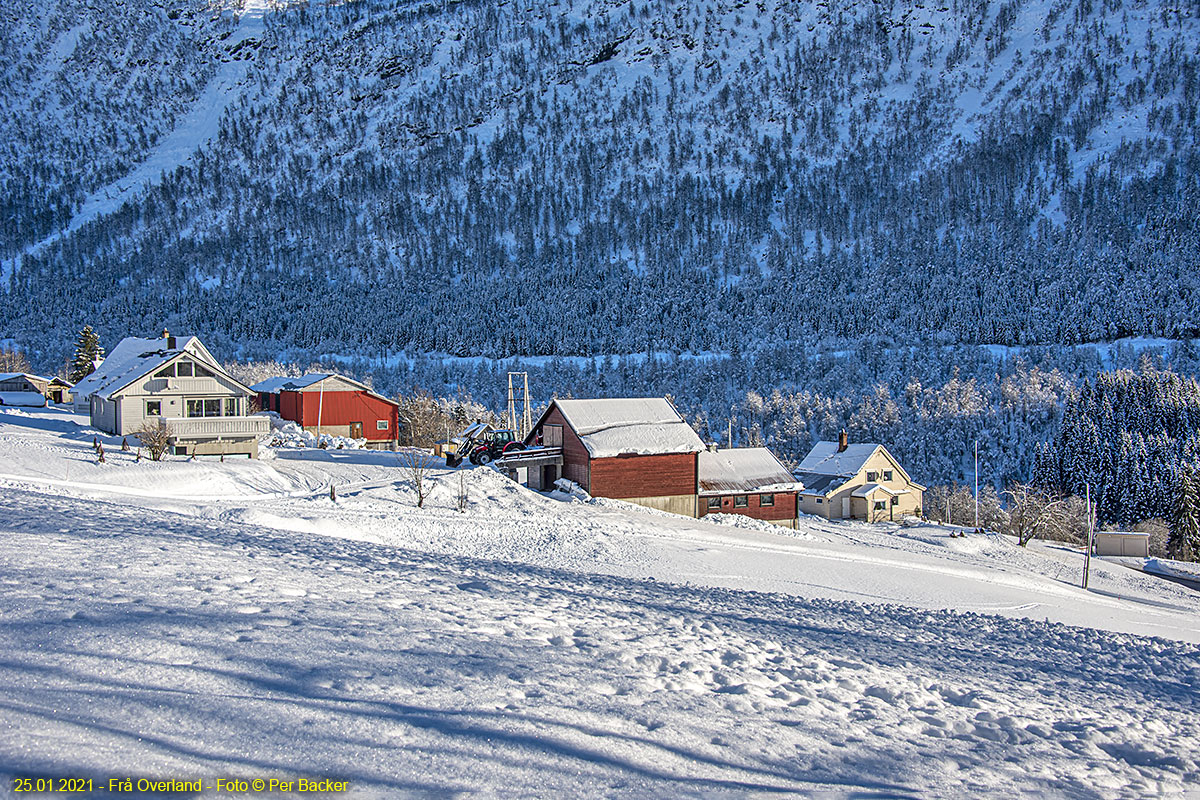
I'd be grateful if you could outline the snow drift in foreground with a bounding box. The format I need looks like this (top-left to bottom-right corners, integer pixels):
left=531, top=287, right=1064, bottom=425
left=0, top=408, right=1198, bottom=796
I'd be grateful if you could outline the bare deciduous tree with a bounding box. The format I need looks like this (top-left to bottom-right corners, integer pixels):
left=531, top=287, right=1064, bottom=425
left=135, top=419, right=173, bottom=462
left=1001, top=483, right=1064, bottom=546
left=0, top=347, right=31, bottom=373
left=399, top=449, right=438, bottom=508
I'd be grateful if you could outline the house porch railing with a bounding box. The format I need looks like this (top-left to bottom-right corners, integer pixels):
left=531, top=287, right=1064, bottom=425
left=162, top=416, right=270, bottom=440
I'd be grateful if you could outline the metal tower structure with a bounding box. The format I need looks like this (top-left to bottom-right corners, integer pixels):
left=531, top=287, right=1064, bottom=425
left=506, top=372, right=532, bottom=440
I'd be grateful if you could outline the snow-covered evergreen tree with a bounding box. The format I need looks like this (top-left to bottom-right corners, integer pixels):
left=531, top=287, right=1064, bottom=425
left=69, top=326, right=103, bottom=383
left=1169, top=465, right=1200, bottom=562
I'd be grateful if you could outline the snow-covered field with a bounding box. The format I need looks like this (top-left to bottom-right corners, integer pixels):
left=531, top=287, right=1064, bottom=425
left=1, top=407, right=1198, bottom=797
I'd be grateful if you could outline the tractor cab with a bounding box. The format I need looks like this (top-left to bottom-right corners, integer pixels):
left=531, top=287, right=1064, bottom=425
left=486, top=429, right=516, bottom=447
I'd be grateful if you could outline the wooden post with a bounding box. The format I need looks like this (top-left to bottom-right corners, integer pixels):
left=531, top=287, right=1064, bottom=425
left=1082, top=483, right=1093, bottom=589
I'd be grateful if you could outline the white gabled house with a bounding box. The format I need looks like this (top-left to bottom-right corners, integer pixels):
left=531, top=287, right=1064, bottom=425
left=795, top=430, right=925, bottom=522
left=72, top=332, right=268, bottom=458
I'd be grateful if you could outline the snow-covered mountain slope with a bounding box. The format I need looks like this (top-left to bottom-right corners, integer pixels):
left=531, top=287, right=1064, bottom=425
left=2, top=407, right=1199, bottom=796
left=2, top=0, right=1198, bottom=365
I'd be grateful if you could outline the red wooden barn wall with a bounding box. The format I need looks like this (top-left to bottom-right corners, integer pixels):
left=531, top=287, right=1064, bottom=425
left=277, top=390, right=398, bottom=442
left=590, top=453, right=698, bottom=499
left=532, top=406, right=591, bottom=487
left=697, top=491, right=798, bottom=523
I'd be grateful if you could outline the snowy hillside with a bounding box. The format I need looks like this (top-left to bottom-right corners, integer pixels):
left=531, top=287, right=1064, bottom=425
left=2, top=0, right=1199, bottom=366
left=2, top=407, right=1199, bottom=795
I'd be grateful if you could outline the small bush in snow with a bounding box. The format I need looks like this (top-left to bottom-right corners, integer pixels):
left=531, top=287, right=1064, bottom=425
left=136, top=419, right=173, bottom=461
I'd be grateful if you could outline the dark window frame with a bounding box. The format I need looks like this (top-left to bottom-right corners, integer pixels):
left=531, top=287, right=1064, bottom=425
left=706, top=496, right=722, bottom=510
left=734, top=496, right=749, bottom=508
left=760, top=493, right=775, bottom=507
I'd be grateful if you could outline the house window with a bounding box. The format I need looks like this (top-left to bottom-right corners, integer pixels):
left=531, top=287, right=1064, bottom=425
left=707, top=496, right=721, bottom=510
left=377, top=419, right=389, bottom=430
left=816, top=498, right=823, bottom=504
left=883, top=470, right=894, bottom=481
left=760, top=493, right=775, bottom=507
left=874, top=500, right=887, bottom=511
left=155, top=365, right=174, bottom=378
left=195, top=364, right=215, bottom=378
left=188, top=399, right=223, bottom=417
left=176, top=361, right=194, bottom=377
left=891, top=496, right=900, bottom=506
left=866, top=471, right=877, bottom=482
left=146, top=401, right=161, bottom=417
left=734, top=496, right=749, bottom=508
left=225, top=398, right=239, bottom=416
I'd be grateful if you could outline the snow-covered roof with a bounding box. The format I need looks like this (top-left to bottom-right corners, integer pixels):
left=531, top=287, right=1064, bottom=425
left=72, top=335, right=237, bottom=400
left=0, top=373, right=48, bottom=383
left=252, top=373, right=347, bottom=392
left=796, top=473, right=846, bottom=496
left=698, top=448, right=801, bottom=494
left=550, top=398, right=704, bottom=458
left=0, top=392, right=47, bottom=407
left=250, top=375, right=301, bottom=393
left=851, top=483, right=906, bottom=498
left=250, top=373, right=397, bottom=405
left=796, top=441, right=884, bottom=476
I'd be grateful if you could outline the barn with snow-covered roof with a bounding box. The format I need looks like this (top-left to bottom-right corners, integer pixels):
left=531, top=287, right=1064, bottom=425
left=251, top=373, right=399, bottom=450
left=524, top=397, right=704, bottom=516
left=698, top=447, right=802, bottom=528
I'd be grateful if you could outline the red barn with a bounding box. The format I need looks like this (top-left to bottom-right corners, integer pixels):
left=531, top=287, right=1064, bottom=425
left=697, top=447, right=801, bottom=529
left=252, top=373, right=399, bottom=449
left=525, top=397, right=704, bottom=516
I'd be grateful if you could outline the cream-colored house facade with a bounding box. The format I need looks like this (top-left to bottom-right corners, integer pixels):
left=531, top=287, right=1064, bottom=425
left=72, top=333, right=268, bottom=457
left=795, top=432, right=925, bottom=522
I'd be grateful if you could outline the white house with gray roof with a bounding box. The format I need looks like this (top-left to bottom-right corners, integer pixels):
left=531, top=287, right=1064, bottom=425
left=795, top=430, right=925, bottom=522
left=73, top=332, right=268, bottom=458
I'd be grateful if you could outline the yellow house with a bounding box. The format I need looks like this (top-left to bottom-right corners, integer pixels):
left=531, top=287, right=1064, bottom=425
left=795, top=431, right=925, bottom=522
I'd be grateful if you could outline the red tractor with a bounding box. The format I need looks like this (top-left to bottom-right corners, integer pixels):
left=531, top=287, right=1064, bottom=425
left=446, top=424, right=526, bottom=467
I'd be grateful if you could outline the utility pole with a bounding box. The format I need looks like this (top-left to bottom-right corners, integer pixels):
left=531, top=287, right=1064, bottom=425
left=317, top=374, right=326, bottom=442
left=1082, top=483, right=1094, bottom=589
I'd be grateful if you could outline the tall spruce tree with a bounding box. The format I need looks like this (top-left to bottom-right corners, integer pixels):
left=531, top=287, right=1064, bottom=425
left=1169, top=465, right=1200, bottom=562
left=69, top=326, right=103, bottom=383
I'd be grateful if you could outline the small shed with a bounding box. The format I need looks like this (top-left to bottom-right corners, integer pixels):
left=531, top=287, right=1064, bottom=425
left=0, top=373, right=49, bottom=407
left=252, top=373, right=399, bottom=450
left=1094, top=531, right=1150, bottom=558
left=45, top=377, right=73, bottom=404
left=698, top=447, right=802, bottom=528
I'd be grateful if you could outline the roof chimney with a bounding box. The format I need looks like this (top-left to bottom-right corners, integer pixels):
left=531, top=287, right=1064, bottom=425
left=163, top=329, right=176, bottom=350
left=838, top=429, right=848, bottom=452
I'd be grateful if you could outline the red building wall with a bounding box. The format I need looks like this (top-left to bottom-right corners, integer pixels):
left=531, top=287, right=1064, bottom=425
left=529, top=406, right=591, bottom=488
left=277, top=390, right=398, bottom=442
left=698, top=491, right=798, bottom=523
left=589, top=452, right=698, bottom=499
